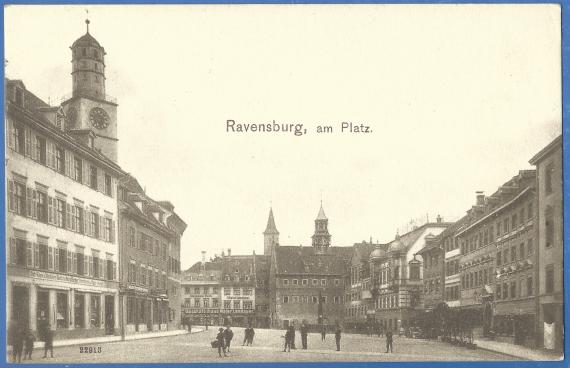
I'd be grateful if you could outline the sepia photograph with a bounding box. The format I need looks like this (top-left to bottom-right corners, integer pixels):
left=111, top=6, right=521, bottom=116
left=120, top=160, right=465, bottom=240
left=3, top=3, right=565, bottom=364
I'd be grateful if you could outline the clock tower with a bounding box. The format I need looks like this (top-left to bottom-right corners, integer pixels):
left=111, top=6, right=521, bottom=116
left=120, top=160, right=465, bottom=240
left=61, top=18, right=119, bottom=163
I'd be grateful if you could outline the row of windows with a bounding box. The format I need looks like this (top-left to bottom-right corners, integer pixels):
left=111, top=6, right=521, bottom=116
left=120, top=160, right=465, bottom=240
left=461, top=267, right=494, bottom=290
left=8, top=179, right=115, bottom=243
left=8, top=237, right=116, bottom=280
left=127, top=262, right=167, bottom=289
left=425, top=254, right=440, bottom=269
left=169, top=256, right=181, bottom=275
left=223, top=274, right=252, bottom=282
left=125, top=297, right=171, bottom=325
left=184, top=286, right=219, bottom=295
left=445, top=259, right=460, bottom=276
left=496, top=238, right=534, bottom=266
left=495, top=277, right=533, bottom=300
left=375, top=295, right=399, bottom=309
left=445, top=286, right=460, bottom=301
left=282, top=295, right=341, bottom=304
left=127, top=226, right=168, bottom=260
left=424, top=278, right=441, bottom=294
left=443, top=236, right=459, bottom=252
left=7, top=120, right=114, bottom=197
left=461, top=202, right=534, bottom=255
left=281, top=278, right=342, bottom=287
left=184, top=298, right=220, bottom=308
left=346, top=305, right=368, bottom=317
left=74, top=47, right=102, bottom=60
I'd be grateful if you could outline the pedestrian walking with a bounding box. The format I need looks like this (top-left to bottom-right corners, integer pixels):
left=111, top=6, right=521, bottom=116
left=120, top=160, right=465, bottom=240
left=300, top=322, right=308, bottom=350
left=223, top=326, right=234, bottom=353
left=216, top=328, right=228, bottom=357
left=11, top=320, right=25, bottom=363
left=23, top=329, right=36, bottom=360
left=320, top=324, right=326, bottom=341
left=43, top=324, right=54, bottom=358
left=283, top=326, right=293, bottom=352
left=385, top=330, right=393, bottom=353
left=291, top=325, right=296, bottom=349
left=335, top=324, right=342, bottom=351
left=377, top=324, right=383, bottom=337
left=242, top=326, right=251, bottom=346
left=248, top=327, right=255, bottom=346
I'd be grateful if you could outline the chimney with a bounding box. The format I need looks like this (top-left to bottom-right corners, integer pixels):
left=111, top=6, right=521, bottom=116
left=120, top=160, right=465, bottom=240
left=436, top=215, right=442, bottom=223
left=476, top=191, right=485, bottom=206
left=227, top=248, right=231, bottom=257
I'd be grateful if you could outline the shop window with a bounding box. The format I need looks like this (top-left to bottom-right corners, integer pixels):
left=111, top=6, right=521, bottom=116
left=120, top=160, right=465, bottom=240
left=90, top=295, right=101, bottom=327
left=56, top=293, right=68, bottom=329
left=545, top=265, right=554, bottom=293
left=75, top=294, right=85, bottom=328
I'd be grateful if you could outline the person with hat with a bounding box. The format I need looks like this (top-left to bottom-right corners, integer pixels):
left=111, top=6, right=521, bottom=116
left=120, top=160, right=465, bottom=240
left=216, top=328, right=227, bottom=357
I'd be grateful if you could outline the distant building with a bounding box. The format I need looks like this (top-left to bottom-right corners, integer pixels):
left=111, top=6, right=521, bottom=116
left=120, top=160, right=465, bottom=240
left=269, top=204, right=352, bottom=328
left=181, top=253, right=222, bottom=326
left=441, top=217, right=469, bottom=309
left=529, top=135, right=563, bottom=351
left=416, top=232, right=444, bottom=310
left=254, top=253, right=271, bottom=328
left=370, top=221, right=450, bottom=333
left=220, top=250, right=257, bottom=327
left=456, top=170, right=536, bottom=346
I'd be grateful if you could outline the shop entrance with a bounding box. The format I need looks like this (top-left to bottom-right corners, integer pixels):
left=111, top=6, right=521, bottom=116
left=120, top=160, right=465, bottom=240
left=37, top=290, right=49, bottom=329
left=105, top=295, right=115, bottom=335
left=12, top=285, right=29, bottom=329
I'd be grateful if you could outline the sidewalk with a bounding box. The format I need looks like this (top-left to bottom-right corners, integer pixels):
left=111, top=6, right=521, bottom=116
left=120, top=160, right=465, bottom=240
left=474, top=338, right=563, bottom=361
left=11, top=327, right=205, bottom=351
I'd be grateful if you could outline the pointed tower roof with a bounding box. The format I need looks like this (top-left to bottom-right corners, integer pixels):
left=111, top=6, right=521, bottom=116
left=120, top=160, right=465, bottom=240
left=316, top=203, right=327, bottom=220
left=264, top=207, right=279, bottom=234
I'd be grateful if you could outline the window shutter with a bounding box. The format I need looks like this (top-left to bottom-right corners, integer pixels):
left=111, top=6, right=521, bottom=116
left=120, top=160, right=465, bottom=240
left=31, top=190, right=38, bottom=219
left=84, top=207, right=90, bottom=236
left=54, top=248, right=59, bottom=271
left=67, top=251, right=72, bottom=274
left=8, top=180, right=15, bottom=212
left=97, top=170, right=104, bottom=193
left=26, top=187, right=33, bottom=217
left=48, top=247, right=53, bottom=270
left=7, top=119, right=15, bottom=150
left=83, top=162, right=90, bottom=186
left=26, top=241, right=33, bottom=268
left=113, top=261, right=117, bottom=280
left=99, top=259, right=103, bottom=279
left=65, top=150, right=72, bottom=177
left=47, top=197, right=53, bottom=224
left=103, top=261, right=107, bottom=280
left=110, top=176, right=115, bottom=198
left=47, top=142, right=56, bottom=169
left=24, top=128, right=31, bottom=157
left=9, top=238, right=16, bottom=265
left=65, top=203, right=72, bottom=230
left=31, top=132, right=39, bottom=161
left=90, top=256, right=94, bottom=277
left=110, top=220, right=115, bottom=243
left=73, top=252, right=77, bottom=274
left=33, top=243, right=39, bottom=268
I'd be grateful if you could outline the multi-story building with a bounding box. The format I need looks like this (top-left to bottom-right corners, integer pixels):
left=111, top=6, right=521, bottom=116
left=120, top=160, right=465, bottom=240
left=220, top=250, right=257, bottom=327
left=117, top=175, right=186, bottom=335
left=181, top=252, right=223, bottom=326
left=344, top=240, right=381, bottom=331
left=370, top=220, right=449, bottom=333
left=441, top=217, right=468, bottom=309
left=529, top=135, right=563, bottom=351
left=269, top=205, right=352, bottom=329
left=254, top=252, right=271, bottom=328
left=417, top=232, right=444, bottom=310
left=5, top=23, right=125, bottom=340
left=456, top=171, right=536, bottom=346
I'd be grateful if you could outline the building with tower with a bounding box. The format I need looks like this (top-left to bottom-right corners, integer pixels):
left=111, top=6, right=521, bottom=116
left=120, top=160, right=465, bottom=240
left=263, top=207, right=279, bottom=255
left=268, top=204, right=352, bottom=329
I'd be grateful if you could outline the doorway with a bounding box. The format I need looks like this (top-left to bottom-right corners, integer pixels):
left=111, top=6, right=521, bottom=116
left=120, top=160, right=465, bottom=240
left=105, top=295, right=115, bottom=335
left=12, top=285, right=29, bottom=329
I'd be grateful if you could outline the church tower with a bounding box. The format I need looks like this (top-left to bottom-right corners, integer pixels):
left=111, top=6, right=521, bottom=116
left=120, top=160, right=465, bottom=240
left=61, top=18, right=119, bottom=163
left=263, top=207, right=279, bottom=255
left=312, top=202, right=331, bottom=255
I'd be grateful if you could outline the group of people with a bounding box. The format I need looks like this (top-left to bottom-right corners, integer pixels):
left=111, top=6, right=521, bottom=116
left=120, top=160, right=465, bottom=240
left=8, top=317, right=54, bottom=363
left=284, top=323, right=343, bottom=352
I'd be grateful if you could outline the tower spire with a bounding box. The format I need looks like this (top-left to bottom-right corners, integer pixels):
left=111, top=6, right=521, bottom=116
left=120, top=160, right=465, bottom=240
left=85, top=9, right=90, bottom=33
left=264, top=207, right=279, bottom=255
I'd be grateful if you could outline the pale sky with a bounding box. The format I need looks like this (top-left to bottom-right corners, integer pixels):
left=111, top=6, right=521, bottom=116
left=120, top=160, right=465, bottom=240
left=5, top=5, right=561, bottom=269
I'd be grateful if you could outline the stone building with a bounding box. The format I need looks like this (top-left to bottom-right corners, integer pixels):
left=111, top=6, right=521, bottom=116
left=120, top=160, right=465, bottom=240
left=529, top=135, right=563, bottom=351
left=441, top=217, right=468, bottom=309
left=220, top=251, right=257, bottom=327
left=181, top=253, right=223, bottom=326
left=117, top=175, right=186, bottom=335
left=369, top=221, right=450, bottom=333
left=5, top=21, right=125, bottom=341
left=417, top=232, right=444, bottom=310
left=269, top=205, right=352, bottom=329
left=456, top=170, right=537, bottom=346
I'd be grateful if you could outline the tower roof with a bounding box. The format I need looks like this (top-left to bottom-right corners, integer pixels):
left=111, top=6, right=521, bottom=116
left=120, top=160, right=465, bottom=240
left=316, top=203, right=327, bottom=220
left=71, top=19, right=102, bottom=48
left=264, top=207, right=279, bottom=234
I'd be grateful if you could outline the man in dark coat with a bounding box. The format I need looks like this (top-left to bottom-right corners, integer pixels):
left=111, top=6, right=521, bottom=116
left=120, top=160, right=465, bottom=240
left=223, top=326, right=234, bottom=353
left=247, top=327, right=255, bottom=346
left=43, top=324, right=54, bottom=358
left=385, top=330, right=393, bottom=353
left=216, top=328, right=227, bottom=357
left=283, top=326, right=293, bottom=352
left=11, top=320, right=25, bottom=363
left=300, top=322, right=308, bottom=350
left=23, top=328, right=36, bottom=360
left=335, top=324, right=342, bottom=351
left=320, top=324, right=326, bottom=341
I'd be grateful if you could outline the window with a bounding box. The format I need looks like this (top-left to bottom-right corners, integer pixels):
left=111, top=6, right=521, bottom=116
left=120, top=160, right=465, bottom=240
left=302, top=279, right=308, bottom=285
left=55, top=147, right=65, bottom=174
left=223, top=300, right=231, bottom=309
left=334, top=279, right=340, bottom=286
left=224, top=288, right=230, bottom=296
left=502, top=282, right=508, bottom=299
left=194, top=287, right=200, bottom=294
left=58, top=246, right=67, bottom=273
left=545, top=209, right=554, bottom=247
left=503, top=250, right=508, bottom=265
left=519, top=243, right=525, bottom=259
left=13, top=124, right=25, bottom=154
left=545, top=163, right=553, bottom=194
left=194, top=299, right=200, bottom=307
left=503, top=218, right=509, bottom=234
left=128, top=227, right=136, bottom=247
left=234, top=288, right=241, bottom=296
left=511, top=214, right=517, bottom=230
left=103, top=218, right=112, bottom=242
left=106, top=259, right=114, bottom=280
left=243, top=301, right=252, bottom=309
left=56, top=293, right=68, bottom=329
left=321, top=279, right=326, bottom=286
left=510, top=281, right=516, bottom=299
left=410, top=264, right=420, bottom=280
left=212, top=299, right=219, bottom=308
left=527, top=238, right=534, bottom=255
left=510, top=247, right=516, bottom=263
left=90, top=165, right=98, bottom=190
left=76, top=250, right=85, bottom=275
left=527, top=276, right=533, bottom=296
left=73, top=205, right=83, bottom=233
left=312, top=296, right=318, bottom=304
left=312, top=279, right=318, bottom=286
left=292, top=279, right=298, bottom=285
left=545, top=265, right=554, bottom=293
left=527, top=202, right=534, bottom=220
left=233, top=300, right=240, bottom=309
left=35, top=191, right=48, bottom=222
left=104, top=174, right=112, bottom=196
left=14, top=182, right=26, bottom=216
left=283, top=279, right=289, bottom=286
left=73, top=157, right=82, bottom=182
left=35, top=136, right=46, bottom=164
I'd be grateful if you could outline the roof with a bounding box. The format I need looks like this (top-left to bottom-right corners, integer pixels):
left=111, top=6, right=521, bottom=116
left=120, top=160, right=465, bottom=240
left=386, top=221, right=451, bottom=254
left=264, top=208, right=279, bottom=234
left=529, top=135, right=562, bottom=165
left=72, top=32, right=102, bottom=48
left=274, top=246, right=351, bottom=275
left=316, top=204, right=328, bottom=220
left=185, top=261, right=222, bottom=274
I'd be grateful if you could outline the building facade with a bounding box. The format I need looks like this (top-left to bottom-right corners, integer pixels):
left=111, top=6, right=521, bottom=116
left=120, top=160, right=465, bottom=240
left=117, top=175, right=186, bottom=335
left=529, top=135, right=563, bottom=351
left=6, top=24, right=125, bottom=341
left=417, top=233, right=445, bottom=310
left=220, top=251, right=257, bottom=327
left=269, top=205, right=351, bottom=329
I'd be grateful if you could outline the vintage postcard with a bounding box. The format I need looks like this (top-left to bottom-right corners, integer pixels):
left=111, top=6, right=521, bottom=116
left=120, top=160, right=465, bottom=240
left=4, top=4, right=564, bottom=364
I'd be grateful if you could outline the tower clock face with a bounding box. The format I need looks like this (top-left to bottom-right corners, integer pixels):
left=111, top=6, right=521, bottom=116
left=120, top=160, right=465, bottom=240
left=89, top=107, right=110, bottom=130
